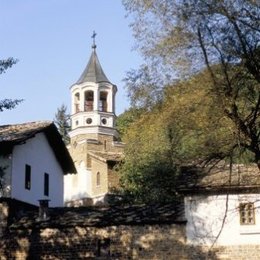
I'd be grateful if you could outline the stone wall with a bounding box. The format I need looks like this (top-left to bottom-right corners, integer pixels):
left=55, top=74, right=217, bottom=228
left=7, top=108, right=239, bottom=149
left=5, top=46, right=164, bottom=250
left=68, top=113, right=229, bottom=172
left=66, top=132, right=124, bottom=205
left=0, top=198, right=36, bottom=236
left=2, top=223, right=260, bottom=259
left=1, top=200, right=260, bottom=259
left=69, top=133, right=124, bottom=159
left=0, top=224, right=188, bottom=259
left=91, top=157, right=108, bottom=197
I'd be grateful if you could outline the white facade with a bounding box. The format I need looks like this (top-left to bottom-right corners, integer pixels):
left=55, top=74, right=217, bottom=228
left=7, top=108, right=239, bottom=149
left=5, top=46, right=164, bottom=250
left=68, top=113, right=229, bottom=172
left=70, top=81, right=117, bottom=136
left=185, top=193, right=260, bottom=246
left=9, top=133, right=64, bottom=207
left=64, top=161, right=92, bottom=203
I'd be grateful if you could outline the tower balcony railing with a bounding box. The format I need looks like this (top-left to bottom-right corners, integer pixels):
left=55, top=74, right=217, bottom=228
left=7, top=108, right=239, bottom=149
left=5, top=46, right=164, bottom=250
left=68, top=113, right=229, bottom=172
left=84, top=103, right=94, bottom=112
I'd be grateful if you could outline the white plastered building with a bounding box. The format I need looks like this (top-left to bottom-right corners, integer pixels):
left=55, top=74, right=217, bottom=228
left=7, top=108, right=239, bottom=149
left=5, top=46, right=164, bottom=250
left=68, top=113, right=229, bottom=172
left=0, top=121, right=76, bottom=207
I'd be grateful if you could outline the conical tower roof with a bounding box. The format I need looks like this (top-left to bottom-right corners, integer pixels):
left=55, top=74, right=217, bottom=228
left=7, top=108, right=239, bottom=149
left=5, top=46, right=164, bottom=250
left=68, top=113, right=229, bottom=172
left=76, top=47, right=110, bottom=84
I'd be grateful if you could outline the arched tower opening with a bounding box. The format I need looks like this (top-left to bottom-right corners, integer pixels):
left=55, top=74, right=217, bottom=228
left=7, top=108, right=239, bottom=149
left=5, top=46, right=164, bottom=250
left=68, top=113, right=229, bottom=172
left=85, top=90, right=94, bottom=111
left=99, top=91, right=108, bottom=112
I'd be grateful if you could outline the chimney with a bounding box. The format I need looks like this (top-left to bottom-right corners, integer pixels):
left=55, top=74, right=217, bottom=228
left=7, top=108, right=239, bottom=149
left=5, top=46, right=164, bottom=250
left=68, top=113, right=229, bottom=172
left=38, top=199, right=50, bottom=221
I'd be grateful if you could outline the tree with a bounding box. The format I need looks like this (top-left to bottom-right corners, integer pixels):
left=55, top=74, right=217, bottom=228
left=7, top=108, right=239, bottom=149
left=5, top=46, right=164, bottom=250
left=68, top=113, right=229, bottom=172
left=116, top=107, right=145, bottom=140
left=118, top=70, right=242, bottom=203
left=0, top=57, right=22, bottom=112
left=123, top=65, right=166, bottom=110
left=54, top=104, right=71, bottom=145
left=123, top=0, right=260, bottom=168
left=0, top=57, right=17, bottom=74
left=117, top=106, right=180, bottom=203
left=0, top=57, right=22, bottom=197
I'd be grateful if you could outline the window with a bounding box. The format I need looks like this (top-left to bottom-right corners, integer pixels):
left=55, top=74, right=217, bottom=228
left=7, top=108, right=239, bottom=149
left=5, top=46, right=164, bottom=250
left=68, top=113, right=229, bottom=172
left=25, top=164, right=31, bottom=190
left=101, top=118, right=107, bottom=125
left=99, top=91, right=107, bottom=112
left=96, top=238, right=110, bottom=257
left=239, top=203, right=255, bottom=225
left=85, top=91, right=94, bottom=111
left=96, top=172, right=101, bottom=187
left=86, top=118, right=92, bottom=124
left=44, top=173, right=49, bottom=196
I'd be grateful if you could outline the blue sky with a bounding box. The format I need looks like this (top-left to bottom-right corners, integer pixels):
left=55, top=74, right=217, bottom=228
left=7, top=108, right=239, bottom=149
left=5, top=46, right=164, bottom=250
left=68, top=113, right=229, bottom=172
left=0, top=0, right=141, bottom=124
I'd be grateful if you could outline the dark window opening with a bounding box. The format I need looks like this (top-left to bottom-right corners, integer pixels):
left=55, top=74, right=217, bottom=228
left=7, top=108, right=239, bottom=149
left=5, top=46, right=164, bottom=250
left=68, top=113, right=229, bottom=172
left=86, top=118, right=92, bottom=124
left=25, top=164, right=31, bottom=190
left=101, top=118, right=107, bottom=125
left=96, top=172, right=101, bottom=187
left=44, top=173, right=49, bottom=196
left=99, top=91, right=108, bottom=112
left=85, top=91, right=94, bottom=111
left=97, top=238, right=110, bottom=257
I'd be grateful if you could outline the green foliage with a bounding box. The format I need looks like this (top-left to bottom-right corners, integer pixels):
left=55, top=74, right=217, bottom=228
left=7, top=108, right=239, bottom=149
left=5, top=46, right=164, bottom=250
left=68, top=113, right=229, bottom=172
left=123, top=0, right=260, bottom=77
left=116, top=108, right=145, bottom=140
left=123, top=65, right=166, bottom=110
left=123, top=0, right=260, bottom=167
left=0, top=99, right=23, bottom=112
left=0, top=57, right=23, bottom=112
left=118, top=0, right=260, bottom=203
left=0, top=57, right=17, bottom=75
left=119, top=156, right=179, bottom=204
left=118, top=69, right=246, bottom=203
left=118, top=107, right=180, bottom=203
left=54, top=104, right=71, bottom=145
left=163, top=70, right=238, bottom=162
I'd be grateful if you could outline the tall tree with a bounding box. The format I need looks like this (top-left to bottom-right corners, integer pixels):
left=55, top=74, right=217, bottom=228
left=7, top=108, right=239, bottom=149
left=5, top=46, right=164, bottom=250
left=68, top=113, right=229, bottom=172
left=118, top=70, right=240, bottom=203
left=0, top=57, right=22, bottom=112
left=54, top=104, right=71, bottom=145
left=123, top=0, right=260, bottom=168
left=118, top=106, right=180, bottom=203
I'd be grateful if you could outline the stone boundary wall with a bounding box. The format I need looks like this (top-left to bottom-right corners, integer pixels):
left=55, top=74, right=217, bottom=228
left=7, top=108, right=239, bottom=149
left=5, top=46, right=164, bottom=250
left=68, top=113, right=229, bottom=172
left=1, top=200, right=260, bottom=259
left=0, top=199, right=36, bottom=236
left=1, top=223, right=260, bottom=259
left=0, top=224, right=187, bottom=259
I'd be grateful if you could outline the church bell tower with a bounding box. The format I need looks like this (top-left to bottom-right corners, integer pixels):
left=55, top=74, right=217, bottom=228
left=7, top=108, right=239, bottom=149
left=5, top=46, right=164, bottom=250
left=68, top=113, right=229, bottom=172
left=65, top=32, right=124, bottom=206
left=69, top=32, right=118, bottom=141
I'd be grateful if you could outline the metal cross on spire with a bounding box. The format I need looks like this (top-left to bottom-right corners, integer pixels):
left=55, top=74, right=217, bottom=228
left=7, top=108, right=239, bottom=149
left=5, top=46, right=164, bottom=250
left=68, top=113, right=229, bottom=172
left=91, top=31, right=97, bottom=49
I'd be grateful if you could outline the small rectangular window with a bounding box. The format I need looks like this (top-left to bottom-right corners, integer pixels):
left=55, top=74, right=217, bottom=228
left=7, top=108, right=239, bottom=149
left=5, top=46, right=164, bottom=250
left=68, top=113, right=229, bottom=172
left=96, top=172, right=101, bottom=187
left=25, top=164, right=31, bottom=190
left=44, top=173, right=49, bottom=196
left=239, top=202, right=255, bottom=225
